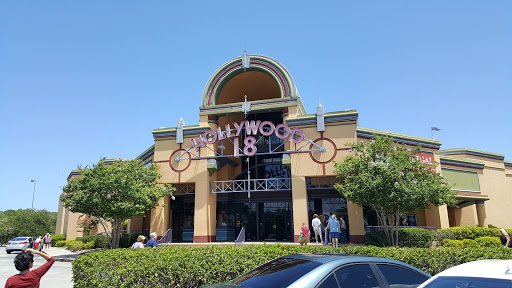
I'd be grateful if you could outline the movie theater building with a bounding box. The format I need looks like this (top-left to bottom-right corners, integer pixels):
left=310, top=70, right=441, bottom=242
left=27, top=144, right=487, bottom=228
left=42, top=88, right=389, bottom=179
left=56, top=54, right=512, bottom=243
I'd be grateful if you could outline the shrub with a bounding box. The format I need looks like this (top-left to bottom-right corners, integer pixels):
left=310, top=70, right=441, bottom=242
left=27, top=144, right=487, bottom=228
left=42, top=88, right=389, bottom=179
left=79, top=235, right=111, bottom=248
left=442, top=237, right=501, bottom=248
left=83, top=241, right=95, bottom=249
left=474, top=236, right=502, bottom=248
left=52, top=234, right=66, bottom=246
left=398, top=228, right=434, bottom=248
left=55, top=240, right=67, bottom=247
left=72, top=245, right=512, bottom=288
left=435, top=227, right=500, bottom=241
left=66, top=240, right=85, bottom=251
left=365, top=228, right=433, bottom=248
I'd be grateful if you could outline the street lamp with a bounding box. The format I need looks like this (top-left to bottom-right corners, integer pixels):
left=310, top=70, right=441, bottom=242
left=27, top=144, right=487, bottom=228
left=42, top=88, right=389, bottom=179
left=30, top=179, right=36, bottom=209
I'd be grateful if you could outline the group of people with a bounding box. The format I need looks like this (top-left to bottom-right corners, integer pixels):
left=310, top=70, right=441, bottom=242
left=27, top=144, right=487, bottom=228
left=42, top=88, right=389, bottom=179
left=299, top=213, right=347, bottom=247
left=131, top=232, right=159, bottom=248
left=33, top=233, right=52, bottom=251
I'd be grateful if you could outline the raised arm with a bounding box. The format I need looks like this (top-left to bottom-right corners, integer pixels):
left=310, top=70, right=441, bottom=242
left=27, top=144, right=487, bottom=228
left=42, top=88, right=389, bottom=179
left=26, top=248, right=53, bottom=261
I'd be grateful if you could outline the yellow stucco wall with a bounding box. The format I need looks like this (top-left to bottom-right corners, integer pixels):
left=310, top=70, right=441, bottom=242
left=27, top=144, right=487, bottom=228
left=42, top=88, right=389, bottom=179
left=442, top=154, right=512, bottom=228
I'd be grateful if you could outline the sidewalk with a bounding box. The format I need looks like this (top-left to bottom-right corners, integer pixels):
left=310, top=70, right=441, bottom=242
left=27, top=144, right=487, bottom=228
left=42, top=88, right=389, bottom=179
left=43, top=247, right=85, bottom=262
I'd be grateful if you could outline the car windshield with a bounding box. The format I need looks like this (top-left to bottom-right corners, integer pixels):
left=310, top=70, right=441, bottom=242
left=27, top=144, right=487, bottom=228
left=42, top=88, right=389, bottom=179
left=230, top=257, right=321, bottom=288
left=10, top=237, right=28, bottom=241
left=424, top=276, right=512, bottom=288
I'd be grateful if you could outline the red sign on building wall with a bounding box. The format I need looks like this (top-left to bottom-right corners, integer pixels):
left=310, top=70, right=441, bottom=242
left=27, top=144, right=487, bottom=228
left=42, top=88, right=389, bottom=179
left=415, top=153, right=434, bottom=165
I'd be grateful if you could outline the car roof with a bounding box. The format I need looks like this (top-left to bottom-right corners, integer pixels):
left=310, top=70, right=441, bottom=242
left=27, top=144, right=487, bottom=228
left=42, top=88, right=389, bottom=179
left=284, top=253, right=430, bottom=275
left=282, top=253, right=430, bottom=288
left=434, top=260, right=512, bottom=280
left=285, top=253, right=420, bottom=266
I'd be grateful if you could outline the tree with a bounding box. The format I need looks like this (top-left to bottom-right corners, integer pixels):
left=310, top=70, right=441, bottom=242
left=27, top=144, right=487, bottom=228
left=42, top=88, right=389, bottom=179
left=60, top=159, right=174, bottom=248
left=334, top=137, right=455, bottom=246
left=0, top=209, right=57, bottom=243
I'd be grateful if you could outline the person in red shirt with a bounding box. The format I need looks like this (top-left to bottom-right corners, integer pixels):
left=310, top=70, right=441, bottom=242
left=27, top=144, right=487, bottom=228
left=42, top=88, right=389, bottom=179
left=4, top=248, right=55, bottom=288
left=299, top=222, right=311, bottom=246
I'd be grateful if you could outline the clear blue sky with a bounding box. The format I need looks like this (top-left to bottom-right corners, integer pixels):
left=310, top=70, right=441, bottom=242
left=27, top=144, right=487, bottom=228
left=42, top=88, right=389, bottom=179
left=0, top=1, right=510, bottom=212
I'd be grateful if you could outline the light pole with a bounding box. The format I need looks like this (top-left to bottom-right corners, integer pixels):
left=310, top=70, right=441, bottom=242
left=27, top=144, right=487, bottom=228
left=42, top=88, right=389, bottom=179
left=30, top=179, right=36, bottom=209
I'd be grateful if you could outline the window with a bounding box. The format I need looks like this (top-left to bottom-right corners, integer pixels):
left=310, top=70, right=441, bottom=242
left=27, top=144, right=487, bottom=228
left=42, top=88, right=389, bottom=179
left=231, top=258, right=321, bottom=288
left=376, top=264, right=429, bottom=288
left=334, top=264, right=380, bottom=288
left=317, top=274, right=339, bottom=288
left=441, top=169, right=480, bottom=192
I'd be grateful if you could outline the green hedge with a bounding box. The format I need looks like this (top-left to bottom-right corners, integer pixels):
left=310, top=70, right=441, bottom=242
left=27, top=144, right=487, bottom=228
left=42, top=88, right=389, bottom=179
left=443, top=237, right=502, bottom=248
left=434, top=227, right=511, bottom=241
left=77, top=235, right=111, bottom=248
left=365, top=228, right=434, bottom=247
left=72, top=245, right=512, bottom=288
left=51, top=234, right=66, bottom=246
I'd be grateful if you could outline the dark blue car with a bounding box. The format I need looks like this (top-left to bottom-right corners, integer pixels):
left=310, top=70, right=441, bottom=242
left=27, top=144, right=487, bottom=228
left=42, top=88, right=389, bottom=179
left=202, top=253, right=430, bottom=288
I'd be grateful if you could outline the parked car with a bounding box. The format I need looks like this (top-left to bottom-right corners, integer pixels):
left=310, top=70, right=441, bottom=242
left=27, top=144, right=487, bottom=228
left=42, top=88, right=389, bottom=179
left=5, top=237, right=34, bottom=254
left=202, top=253, right=430, bottom=288
left=417, top=259, right=512, bottom=288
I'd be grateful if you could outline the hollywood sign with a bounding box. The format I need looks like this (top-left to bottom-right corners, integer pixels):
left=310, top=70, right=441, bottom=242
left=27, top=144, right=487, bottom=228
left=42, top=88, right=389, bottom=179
left=191, top=120, right=305, bottom=156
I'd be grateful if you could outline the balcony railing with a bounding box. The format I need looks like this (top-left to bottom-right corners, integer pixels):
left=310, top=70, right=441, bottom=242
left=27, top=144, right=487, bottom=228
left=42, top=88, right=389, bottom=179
left=211, top=178, right=291, bottom=193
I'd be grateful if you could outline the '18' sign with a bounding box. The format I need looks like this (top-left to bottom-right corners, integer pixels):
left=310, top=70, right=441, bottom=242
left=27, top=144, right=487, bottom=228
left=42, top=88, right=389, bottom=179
left=191, top=120, right=305, bottom=156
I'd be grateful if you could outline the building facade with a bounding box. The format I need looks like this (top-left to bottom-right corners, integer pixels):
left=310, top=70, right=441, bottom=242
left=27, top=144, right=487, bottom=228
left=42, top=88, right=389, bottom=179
left=56, top=54, right=512, bottom=242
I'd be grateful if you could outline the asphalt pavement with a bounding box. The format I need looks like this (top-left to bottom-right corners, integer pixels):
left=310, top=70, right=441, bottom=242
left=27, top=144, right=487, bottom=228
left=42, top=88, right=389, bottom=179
left=0, top=247, right=74, bottom=288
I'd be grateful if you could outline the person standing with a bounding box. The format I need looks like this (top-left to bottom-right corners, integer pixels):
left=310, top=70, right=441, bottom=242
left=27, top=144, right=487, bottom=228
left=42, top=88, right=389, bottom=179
left=339, top=216, right=347, bottom=244
left=43, top=233, right=52, bottom=250
left=299, top=223, right=310, bottom=246
left=4, top=248, right=55, bottom=288
left=311, top=214, right=323, bottom=244
left=34, top=236, right=42, bottom=251
left=500, top=228, right=511, bottom=248
left=327, top=213, right=340, bottom=248
left=146, top=232, right=158, bottom=248
left=323, top=215, right=330, bottom=246
left=131, top=235, right=145, bottom=249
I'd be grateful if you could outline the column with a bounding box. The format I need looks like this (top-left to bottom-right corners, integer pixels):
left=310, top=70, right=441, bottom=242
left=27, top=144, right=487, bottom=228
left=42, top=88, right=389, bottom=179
left=425, top=204, right=450, bottom=228
left=150, top=196, right=170, bottom=236
left=193, top=177, right=217, bottom=242
left=347, top=201, right=365, bottom=243
left=458, top=204, right=479, bottom=226
left=291, top=176, right=308, bottom=243
left=475, top=201, right=487, bottom=227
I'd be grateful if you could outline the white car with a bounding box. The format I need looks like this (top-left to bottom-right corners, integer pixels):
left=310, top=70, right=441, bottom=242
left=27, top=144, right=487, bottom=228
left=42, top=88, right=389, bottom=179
left=418, top=259, right=512, bottom=288
left=5, top=237, right=34, bottom=254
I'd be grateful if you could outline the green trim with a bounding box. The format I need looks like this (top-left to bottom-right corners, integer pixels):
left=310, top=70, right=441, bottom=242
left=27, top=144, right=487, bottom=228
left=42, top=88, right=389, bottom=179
left=455, top=194, right=490, bottom=201
left=153, top=125, right=204, bottom=134
left=67, top=170, right=82, bottom=181
left=135, top=145, right=155, bottom=161
left=291, top=109, right=359, bottom=121
left=439, top=156, right=482, bottom=165
left=439, top=148, right=504, bottom=160
left=357, top=127, right=441, bottom=145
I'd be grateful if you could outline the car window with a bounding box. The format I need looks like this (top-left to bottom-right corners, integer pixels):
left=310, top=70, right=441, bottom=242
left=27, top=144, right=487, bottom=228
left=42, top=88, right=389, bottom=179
left=334, top=264, right=380, bottom=288
left=317, top=274, right=339, bottom=288
left=231, top=257, right=322, bottom=288
left=11, top=237, right=28, bottom=241
left=376, top=264, right=429, bottom=288
left=423, top=276, right=512, bottom=288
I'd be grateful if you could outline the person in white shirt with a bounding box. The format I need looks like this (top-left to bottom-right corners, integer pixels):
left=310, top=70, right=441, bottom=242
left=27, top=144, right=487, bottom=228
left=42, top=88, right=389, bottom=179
left=131, top=235, right=145, bottom=249
left=311, top=214, right=323, bottom=244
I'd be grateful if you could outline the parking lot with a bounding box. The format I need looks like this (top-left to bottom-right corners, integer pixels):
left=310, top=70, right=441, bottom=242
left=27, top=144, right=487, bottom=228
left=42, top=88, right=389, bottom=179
left=0, top=247, right=73, bottom=287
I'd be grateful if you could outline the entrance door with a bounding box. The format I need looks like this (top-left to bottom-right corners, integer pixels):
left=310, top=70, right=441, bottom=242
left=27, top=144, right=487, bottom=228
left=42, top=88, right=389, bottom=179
left=216, top=192, right=293, bottom=242
left=260, top=201, right=292, bottom=241
left=170, top=194, right=195, bottom=242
